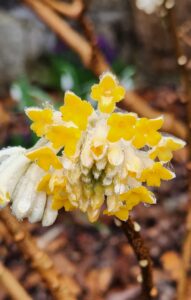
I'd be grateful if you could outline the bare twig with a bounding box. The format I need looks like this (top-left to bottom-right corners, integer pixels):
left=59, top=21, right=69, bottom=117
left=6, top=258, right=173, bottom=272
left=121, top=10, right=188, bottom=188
left=0, top=207, right=80, bottom=300
left=22, top=0, right=187, bottom=140
left=121, top=218, right=156, bottom=300
left=163, top=3, right=191, bottom=300
left=41, top=0, right=83, bottom=19
left=0, top=261, right=32, bottom=300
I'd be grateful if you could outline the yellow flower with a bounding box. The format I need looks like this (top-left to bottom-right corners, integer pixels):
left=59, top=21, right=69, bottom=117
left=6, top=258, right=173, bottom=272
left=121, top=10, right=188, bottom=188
left=90, top=72, right=125, bottom=113
left=107, top=113, right=137, bottom=142
left=45, top=125, right=81, bottom=157
left=120, top=186, right=155, bottom=208
left=149, top=136, right=186, bottom=162
left=25, top=108, right=53, bottom=137
left=104, top=187, right=155, bottom=221
left=60, top=91, right=93, bottom=130
left=50, top=177, right=69, bottom=210
left=52, top=196, right=74, bottom=211
left=26, top=147, right=62, bottom=171
left=139, top=162, right=175, bottom=187
left=132, top=117, right=163, bottom=149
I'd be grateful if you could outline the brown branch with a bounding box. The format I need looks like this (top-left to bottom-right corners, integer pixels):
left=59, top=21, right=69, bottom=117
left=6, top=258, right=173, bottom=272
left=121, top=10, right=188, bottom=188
left=121, top=218, right=156, bottom=300
left=0, top=207, right=80, bottom=300
left=41, top=0, right=84, bottom=19
left=22, top=0, right=187, bottom=140
left=0, top=261, right=32, bottom=300
left=121, top=91, right=187, bottom=139
left=23, top=0, right=93, bottom=67
left=163, top=3, right=191, bottom=300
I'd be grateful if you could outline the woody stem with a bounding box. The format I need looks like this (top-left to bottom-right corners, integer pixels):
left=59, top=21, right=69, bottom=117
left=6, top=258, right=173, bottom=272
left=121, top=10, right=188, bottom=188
left=121, top=217, right=155, bottom=300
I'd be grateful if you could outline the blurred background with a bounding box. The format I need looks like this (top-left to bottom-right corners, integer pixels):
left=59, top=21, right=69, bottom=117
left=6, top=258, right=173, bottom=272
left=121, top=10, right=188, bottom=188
left=0, top=0, right=190, bottom=299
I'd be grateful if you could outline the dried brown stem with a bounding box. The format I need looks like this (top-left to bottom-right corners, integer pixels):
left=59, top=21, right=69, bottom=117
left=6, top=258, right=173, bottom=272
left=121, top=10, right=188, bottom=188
left=0, top=261, right=32, bottom=300
left=121, top=218, right=156, bottom=300
left=41, top=0, right=83, bottom=19
left=22, top=0, right=187, bottom=140
left=163, top=3, right=191, bottom=300
left=0, top=207, right=80, bottom=300
left=23, top=0, right=93, bottom=67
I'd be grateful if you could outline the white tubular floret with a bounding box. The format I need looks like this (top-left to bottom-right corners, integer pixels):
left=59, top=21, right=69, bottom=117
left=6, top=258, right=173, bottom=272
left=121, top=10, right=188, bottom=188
left=42, top=196, right=58, bottom=227
left=0, top=154, right=30, bottom=206
left=108, top=143, right=124, bottom=166
left=12, top=164, right=44, bottom=219
left=0, top=146, right=26, bottom=163
left=28, top=191, right=47, bottom=223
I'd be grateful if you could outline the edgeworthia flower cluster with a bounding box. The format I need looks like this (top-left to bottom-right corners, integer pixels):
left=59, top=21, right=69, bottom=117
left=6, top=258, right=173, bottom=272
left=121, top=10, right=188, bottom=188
left=0, top=72, right=185, bottom=226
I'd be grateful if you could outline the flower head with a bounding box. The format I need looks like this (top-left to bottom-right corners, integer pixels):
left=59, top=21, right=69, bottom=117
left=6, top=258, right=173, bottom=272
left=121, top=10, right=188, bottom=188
left=0, top=72, right=185, bottom=225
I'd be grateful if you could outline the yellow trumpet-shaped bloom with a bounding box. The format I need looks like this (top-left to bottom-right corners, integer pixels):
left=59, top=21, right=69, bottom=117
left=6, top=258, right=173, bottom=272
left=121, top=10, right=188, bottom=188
left=60, top=92, right=93, bottom=130
left=26, top=147, right=62, bottom=171
left=25, top=108, right=53, bottom=137
left=120, top=186, right=155, bottom=208
left=90, top=72, right=125, bottom=113
left=139, top=162, right=175, bottom=187
left=149, top=136, right=186, bottom=162
left=49, top=174, right=69, bottom=210
left=46, top=125, right=81, bottom=157
left=110, top=187, right=155, bottom=221
left=132, top=117, right=164, bottom=149
left=107, top=113, right=137, bottom=142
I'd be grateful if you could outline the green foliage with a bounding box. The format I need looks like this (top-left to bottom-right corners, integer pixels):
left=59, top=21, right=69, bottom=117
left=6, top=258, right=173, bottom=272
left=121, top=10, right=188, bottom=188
left=10, top=78, right=55, bottom=112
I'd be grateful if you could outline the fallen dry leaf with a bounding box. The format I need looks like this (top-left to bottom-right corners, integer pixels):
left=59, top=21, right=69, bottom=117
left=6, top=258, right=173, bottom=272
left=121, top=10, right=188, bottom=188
left=85, top=267, right=113, bottom=294
left=161, top=251, right=182, bottom=281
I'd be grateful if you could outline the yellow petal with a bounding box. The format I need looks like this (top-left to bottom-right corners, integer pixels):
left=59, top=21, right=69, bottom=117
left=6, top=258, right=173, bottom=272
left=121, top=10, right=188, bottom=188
left=98, top=98, right=116, bottom=114
left=51, top=197, right=64, bottom=210
left=37, top=173, right=51, bottom=194
left=159, top=166, right=175, bottom=180
left=113, top=86, right=126, bottom=102
left=90, top=85, right=102, bottom=102
left=158, top=149, right=173, bottom=161
left=100, top=73, right=117, bottom=90
left=166, top=137, right=186, bottom=151
left=114, top=208, right=129, bottom=221
left=26, top=147, right=62, bottom=171
left=146, top=176, right=161, bottom=187
left=149, top=149, right=158, bottom=160
left=147, top=131, right=162, bottom=146
left=149, top=117, right=164, bottom=131
left=132, top=133, right=146, bottom=149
